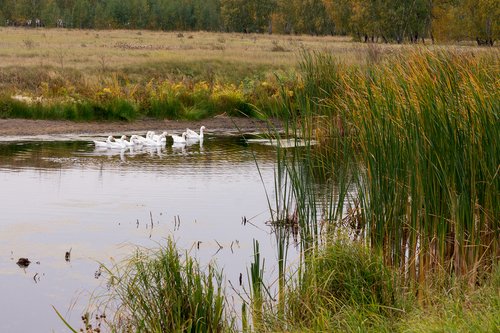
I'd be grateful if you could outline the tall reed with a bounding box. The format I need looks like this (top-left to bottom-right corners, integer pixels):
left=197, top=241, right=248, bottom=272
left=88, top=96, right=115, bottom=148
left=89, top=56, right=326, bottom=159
left=247, top=239, right=265, bottom=331
left=272, top=49, right=499, bottom=291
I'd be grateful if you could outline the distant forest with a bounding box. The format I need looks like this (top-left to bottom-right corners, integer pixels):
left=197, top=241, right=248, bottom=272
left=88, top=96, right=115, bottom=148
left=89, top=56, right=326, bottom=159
left=0, top=0, right=497, bottom=43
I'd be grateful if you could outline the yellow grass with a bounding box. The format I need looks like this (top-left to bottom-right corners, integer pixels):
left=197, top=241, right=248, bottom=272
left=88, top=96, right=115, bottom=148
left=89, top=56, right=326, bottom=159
left=2, top=27, right=491, bottom=73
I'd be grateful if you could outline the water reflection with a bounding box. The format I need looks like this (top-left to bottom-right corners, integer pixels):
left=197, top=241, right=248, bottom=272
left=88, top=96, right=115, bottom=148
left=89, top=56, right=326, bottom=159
left=90, top=139, right=205, bottom=160
left=0, top=135, right=279, bottom=332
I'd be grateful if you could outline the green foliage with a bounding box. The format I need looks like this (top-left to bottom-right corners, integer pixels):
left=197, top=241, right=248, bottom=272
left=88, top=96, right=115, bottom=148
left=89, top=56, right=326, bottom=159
left=221, top=0, right=276, bottom=33
left=273, top=49, right=499, bottom=289
left=0, top=96, right=139, bottom=121
left=281, top=239, right=402, bottom=332
left=398, top=264, right=500, bottom=333
left=96, top=239, right=232, bottom=332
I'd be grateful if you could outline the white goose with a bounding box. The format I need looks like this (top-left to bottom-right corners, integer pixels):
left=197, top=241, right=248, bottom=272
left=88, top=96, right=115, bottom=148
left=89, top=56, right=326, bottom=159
left=171, top=132, right=187, bottom=144
left=135, top=131, right=153, bottom=144
left=143, top=132, right=167, bottom=146
left=93, top=136, right=114, bottom=148
left=152, top=131, right=168, bottom=142
left=107, top=136, right=127, bottom=149
left=122, top=135, right=141, bottom=147
left=114, top=135, right=128, bottom=144
left=186, top=126, right=205, bottom=140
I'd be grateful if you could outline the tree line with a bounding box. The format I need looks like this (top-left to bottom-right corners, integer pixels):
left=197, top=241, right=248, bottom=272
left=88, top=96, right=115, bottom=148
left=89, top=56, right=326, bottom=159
left=0, top=0, right=497, bottom=43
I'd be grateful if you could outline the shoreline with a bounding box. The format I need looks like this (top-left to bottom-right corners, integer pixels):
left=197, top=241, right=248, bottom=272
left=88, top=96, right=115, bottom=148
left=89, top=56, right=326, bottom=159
left=0, top=117, right=279, bottom=138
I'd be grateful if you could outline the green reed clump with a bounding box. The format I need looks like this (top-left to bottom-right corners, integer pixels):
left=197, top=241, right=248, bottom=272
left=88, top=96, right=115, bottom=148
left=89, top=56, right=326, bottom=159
left=247, top=239, right=265, bottom=331
left=277, top=49, right=499, bottom=287
left=98, top=239, right=232, bottom=332
left=353, top=51, right=497, bottom=290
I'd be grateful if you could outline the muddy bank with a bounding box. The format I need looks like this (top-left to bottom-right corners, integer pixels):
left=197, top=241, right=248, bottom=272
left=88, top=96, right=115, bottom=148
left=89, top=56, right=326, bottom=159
left=0, top=117, right=280, bottom=137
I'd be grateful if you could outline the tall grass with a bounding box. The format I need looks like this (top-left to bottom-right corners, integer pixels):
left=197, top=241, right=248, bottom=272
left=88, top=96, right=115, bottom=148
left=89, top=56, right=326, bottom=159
left=247, top=240, right=265, bottom=331
left=281, top=237, right=403, bottom=332
left=251, top=48, right=499, bottom=331
left=271, top=48, right=499, bottom=291
left=94, top=239, right=233, bottom=332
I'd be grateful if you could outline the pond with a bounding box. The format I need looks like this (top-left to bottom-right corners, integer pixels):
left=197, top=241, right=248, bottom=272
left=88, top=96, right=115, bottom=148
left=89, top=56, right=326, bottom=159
left=0, top=133, right=285, bottom=332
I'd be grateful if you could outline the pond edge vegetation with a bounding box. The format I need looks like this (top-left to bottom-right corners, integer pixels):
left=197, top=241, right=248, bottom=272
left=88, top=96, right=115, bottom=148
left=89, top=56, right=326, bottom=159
left=58, top=49, right=499, bottom=332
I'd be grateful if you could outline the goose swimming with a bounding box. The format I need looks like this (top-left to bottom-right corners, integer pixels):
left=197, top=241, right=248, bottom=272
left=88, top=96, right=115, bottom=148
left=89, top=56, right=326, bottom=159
left=152, top=131, right=168, bottom=142
left=143, top=132, right=167, bottom=146
left=93, top=135, right=114, bottom=148
left=135, top=132, right=153, bottom=144
left=115, top=135, right=126, bottom=142
left=121, top=135, right=141, bottom=147
left=186, top=126, right=205, bottom=140
left=171, top=132, right=187, bottom=144
left=107, top=136, right=127, bottom=149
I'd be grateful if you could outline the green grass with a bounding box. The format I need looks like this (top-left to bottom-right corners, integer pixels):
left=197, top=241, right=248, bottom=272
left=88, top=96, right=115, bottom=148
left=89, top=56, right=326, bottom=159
left=271, top=48, right=499, bottom=287
left=279, top=238, right=402, bottom=332
left=251, top=47, right=499, bottom=330
left=0, top=96, right=139, bottom=121
left=85, top=239, right=234, bottom=332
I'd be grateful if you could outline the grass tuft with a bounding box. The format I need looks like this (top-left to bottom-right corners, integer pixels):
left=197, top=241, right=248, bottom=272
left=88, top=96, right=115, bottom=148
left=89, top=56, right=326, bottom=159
left=89, top=239, right=233, bottom=332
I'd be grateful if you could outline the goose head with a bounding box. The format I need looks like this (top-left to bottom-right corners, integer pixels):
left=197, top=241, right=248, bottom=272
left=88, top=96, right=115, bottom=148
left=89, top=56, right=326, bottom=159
left=129, top=135, right=140, bottom=144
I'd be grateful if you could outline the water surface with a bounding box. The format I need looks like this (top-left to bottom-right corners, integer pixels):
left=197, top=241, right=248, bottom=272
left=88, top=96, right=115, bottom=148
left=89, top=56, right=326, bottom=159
left=0, top=135, right=280, bottom=332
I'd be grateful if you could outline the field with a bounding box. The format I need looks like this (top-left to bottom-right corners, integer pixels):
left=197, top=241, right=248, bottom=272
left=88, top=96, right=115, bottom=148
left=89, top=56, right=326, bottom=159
left=0, top=27, right=362, bottom=92
left=0, top=28, right=365, bottom=71
left=0, top=28, right=495, bottom=122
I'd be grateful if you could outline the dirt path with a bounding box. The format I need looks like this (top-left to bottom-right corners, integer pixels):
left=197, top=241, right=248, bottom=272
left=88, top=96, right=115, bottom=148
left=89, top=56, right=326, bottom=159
left=0, top=117, right=279, bottom=137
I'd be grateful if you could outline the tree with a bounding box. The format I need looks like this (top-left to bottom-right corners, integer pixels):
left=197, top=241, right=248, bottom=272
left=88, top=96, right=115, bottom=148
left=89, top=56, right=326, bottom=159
left=129, top=0, right=151, bottom=29
left=41, top=0, right=61, bottom=27
left=465, top=0, right=499, bottom=43
left=220, top=0, right=253, bottom=32
left=253, top=0, right=276, bottom=33
left=72, top=0, right=93, bottom=28
left=324, top=0, right=352, bottom=35
left=193, top=0, right=221, bottom=31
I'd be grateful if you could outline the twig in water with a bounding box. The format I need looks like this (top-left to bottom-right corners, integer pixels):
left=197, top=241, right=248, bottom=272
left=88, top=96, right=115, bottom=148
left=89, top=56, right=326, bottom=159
left=65, top=248, right=72, bottom=262
left=213, top=239, right=223, bottom=256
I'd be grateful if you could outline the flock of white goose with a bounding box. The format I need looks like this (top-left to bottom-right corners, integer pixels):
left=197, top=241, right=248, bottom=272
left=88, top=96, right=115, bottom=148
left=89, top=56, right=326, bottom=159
left=93, top=126, right=205, bottom=149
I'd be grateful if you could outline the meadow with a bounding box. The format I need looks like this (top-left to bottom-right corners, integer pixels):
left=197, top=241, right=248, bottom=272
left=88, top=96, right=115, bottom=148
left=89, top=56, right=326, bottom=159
left=0, top=27, right=493, bottom=121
